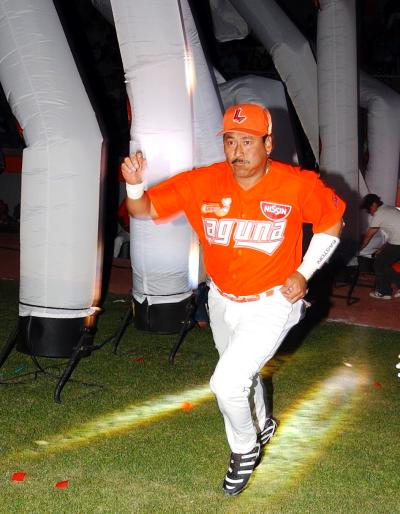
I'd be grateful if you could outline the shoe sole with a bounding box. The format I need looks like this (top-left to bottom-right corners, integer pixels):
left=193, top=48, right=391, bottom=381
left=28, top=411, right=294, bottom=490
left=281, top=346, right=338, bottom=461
left=224, top=486, right=248, bottom=497
left=224, top=473, right=255, bottom=497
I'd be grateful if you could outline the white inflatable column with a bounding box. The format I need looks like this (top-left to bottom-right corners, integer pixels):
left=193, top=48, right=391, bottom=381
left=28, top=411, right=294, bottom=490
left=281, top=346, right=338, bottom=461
left=93, top=0, right=224, bottom=289
left=360, top=72, right=400, bottom=206
left=317, top=0, right=359, bottom=246
left=180, top=0, right=224, bottom=287
left=0, top=0, right=103, bottom=356
left=180, top=0, right=224, bottom=168
left=110, top=0, right=194, bottom=332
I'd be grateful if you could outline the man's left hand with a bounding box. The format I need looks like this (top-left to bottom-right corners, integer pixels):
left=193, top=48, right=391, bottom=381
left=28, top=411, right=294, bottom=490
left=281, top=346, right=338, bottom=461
left=280, top=271, right=307, bottom=303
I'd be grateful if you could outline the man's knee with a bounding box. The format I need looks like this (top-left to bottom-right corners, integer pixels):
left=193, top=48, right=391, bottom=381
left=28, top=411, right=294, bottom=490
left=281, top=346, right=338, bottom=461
left=210, top=368, right=252, bottom=402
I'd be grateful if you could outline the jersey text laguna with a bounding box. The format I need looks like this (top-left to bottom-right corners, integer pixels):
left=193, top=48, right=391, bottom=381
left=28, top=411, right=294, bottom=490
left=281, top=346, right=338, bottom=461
left=202, top=217, right=287, bottom=255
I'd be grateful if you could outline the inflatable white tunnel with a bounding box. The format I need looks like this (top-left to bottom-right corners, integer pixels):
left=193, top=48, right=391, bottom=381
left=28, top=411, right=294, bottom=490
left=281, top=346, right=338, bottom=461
left=2, top=0, right=397, bottom=348
left=0, top=0, right=103, bottom=356
left=212, top=0, right=400, bottom=250
left=213, top=0, right=358, bottom=246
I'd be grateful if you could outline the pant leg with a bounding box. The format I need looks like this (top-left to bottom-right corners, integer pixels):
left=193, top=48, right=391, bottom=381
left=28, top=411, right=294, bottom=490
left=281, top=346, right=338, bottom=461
left=249, top=372, right=272, bottom=433
left=209, top=287, right=303, bottom=454
left=207, top=283, right=231, bottom=357
left=374, top=244, right=400, bottom=295
left=208, top=284, right=270, bottom=436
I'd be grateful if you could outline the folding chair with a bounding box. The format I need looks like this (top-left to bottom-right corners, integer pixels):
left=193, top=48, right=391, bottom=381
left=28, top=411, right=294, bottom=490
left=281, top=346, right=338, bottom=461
left=346, top=255, right=376, bottom=305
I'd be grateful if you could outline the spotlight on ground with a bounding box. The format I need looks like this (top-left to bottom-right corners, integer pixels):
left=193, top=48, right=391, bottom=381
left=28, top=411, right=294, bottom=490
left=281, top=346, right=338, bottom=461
left=241, top=366, right=368, bottom=505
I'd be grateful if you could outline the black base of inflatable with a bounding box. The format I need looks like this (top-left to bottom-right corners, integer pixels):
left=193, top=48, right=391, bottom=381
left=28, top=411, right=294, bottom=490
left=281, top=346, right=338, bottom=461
left=133, top=296, right=193, bottom=335
left=16, top=315, right=88, bottom=358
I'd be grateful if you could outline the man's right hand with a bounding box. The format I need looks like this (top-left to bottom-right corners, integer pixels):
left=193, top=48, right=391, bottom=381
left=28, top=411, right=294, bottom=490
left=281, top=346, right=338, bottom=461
left=121, top=151, right=158, bottom=220
left=121, top=151, right=147, bottom=185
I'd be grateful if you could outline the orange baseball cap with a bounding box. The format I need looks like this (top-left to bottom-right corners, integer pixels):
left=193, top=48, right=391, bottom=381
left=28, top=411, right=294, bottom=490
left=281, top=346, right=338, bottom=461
left=219, top=103, right=272, bottom=137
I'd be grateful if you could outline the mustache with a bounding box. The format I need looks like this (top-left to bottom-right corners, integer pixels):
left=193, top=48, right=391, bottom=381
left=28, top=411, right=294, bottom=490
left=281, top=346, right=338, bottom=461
left=232, top=158, right=249, bottom=164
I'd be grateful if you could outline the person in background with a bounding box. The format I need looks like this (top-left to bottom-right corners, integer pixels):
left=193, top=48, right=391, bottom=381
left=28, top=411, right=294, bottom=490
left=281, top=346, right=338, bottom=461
left=360, top=193, right=400, bottom=299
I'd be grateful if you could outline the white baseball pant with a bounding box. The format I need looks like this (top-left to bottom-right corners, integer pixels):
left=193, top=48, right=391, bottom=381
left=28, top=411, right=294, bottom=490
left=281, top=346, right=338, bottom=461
left=208, top=282, right=305, bottom=454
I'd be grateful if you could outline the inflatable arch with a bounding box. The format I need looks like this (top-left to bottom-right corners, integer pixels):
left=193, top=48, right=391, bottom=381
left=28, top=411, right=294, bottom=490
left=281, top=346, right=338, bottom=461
left=1, top=0, right=399, bottom=358
left=0, top=0, right=223, bottom=358
left=212, top=0, right=400, bottom=250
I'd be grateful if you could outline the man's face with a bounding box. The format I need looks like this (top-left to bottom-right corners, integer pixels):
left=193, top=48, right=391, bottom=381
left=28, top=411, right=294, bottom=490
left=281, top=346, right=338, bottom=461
left=368, top=202, right=379, bottom=215
left=223, top=131, right=269, bottom=184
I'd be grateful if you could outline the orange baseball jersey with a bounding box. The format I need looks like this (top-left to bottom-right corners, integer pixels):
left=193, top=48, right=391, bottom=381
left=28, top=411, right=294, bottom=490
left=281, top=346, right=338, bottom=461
left=147, top=160, right=345, bottom=296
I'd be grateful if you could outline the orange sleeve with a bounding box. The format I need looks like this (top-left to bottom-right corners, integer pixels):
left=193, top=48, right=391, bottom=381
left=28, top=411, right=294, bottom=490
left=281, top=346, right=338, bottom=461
left=300, top=174, right=346, bottom=232
left=147, top=171, right=192, bottom=221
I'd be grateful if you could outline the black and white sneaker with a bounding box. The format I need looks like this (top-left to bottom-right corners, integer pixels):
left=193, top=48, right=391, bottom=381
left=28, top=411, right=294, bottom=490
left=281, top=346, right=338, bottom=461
left=223, top=442, right=261, bottom=496
left=369, top=291, right=391, bottom=300
left=258, top=417, right=278, bottom=449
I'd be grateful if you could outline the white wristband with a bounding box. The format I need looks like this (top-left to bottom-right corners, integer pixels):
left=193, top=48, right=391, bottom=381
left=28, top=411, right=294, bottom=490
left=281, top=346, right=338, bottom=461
left=297, top=233, right=340, bottom=281
left=126, top=182, right=144, bottom=200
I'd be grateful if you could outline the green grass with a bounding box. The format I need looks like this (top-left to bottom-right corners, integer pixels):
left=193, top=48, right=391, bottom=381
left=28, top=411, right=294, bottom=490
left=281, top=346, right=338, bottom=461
left=0, top=279, right=398, bottom=513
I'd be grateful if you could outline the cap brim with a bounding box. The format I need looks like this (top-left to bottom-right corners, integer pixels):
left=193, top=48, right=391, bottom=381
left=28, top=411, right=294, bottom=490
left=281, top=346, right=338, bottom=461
left=217, top=127, right=269, bottom=137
